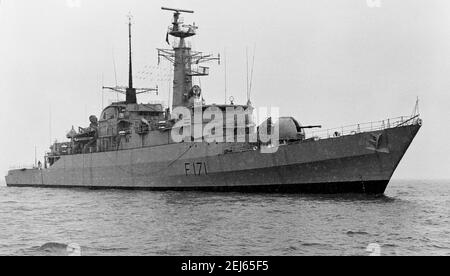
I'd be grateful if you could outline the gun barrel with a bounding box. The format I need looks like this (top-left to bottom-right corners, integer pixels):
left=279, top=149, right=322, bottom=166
left=299, top=125, right=322, bottom=129
left=161, top=7, right=194, bottom=14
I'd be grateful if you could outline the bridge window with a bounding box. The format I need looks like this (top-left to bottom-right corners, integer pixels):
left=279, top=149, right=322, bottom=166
left=101, top=107, right=117, bottom=120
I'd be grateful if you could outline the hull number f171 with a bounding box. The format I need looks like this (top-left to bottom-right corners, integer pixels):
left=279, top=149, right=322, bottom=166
left=184, top=162, right=208, bottom=176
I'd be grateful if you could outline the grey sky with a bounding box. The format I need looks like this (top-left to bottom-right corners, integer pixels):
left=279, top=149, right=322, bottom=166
left=0, top=0, right=449, bottom=181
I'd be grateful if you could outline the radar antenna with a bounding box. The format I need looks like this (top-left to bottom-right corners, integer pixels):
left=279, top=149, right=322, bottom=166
left=157, top=7, right=220, bottom=108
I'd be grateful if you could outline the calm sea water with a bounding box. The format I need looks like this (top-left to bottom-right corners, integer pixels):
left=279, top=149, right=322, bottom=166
left=0, top=180, right=449, bottom=256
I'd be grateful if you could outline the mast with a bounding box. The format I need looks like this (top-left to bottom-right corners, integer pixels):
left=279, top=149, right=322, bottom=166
left=103, top=15, right=158, bottom=104
left=126, top=14, right=137, bottom=104
left=128, top=16, right=133, bottom=89
left=162, top=7, right=194, bottom=108
left=158, top=7, right=220, bottom=109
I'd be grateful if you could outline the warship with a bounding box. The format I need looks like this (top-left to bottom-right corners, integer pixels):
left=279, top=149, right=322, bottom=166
left=5, top=7, right=422, bottom=194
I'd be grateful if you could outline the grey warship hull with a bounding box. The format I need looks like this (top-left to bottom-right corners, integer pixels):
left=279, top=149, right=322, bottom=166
left=6, top=123, right=421, bottom=194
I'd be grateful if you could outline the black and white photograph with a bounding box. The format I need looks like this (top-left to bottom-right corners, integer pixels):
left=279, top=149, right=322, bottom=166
left=0, top=0, right=449, bottom=259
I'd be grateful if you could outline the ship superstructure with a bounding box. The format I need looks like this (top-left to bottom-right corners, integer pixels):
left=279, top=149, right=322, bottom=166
left=5, top=7, right=422, bottom=194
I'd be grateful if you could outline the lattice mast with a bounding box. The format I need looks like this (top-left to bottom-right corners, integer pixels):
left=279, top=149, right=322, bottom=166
left=158, top=7, right=220, bottom=109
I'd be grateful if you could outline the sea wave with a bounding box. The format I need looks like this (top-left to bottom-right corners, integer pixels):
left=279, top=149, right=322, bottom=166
left=0, top=180, right=449, bottom=256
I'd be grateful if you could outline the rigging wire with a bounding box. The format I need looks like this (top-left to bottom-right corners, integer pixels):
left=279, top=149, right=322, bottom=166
left=224, top=48, right=227, bottom=104
left=249, top=45, right=256, bottom=104
left=112, top=48, right=119, bottom=101
left=101, top=74, right=104, bottom=110
left=246, top=47, right=249, bottom=103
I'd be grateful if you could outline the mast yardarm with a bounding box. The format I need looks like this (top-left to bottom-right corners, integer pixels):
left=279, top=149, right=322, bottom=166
left=158, top=7, right=220, bottom=109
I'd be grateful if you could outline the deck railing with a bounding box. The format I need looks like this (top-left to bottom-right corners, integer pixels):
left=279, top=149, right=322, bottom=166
left=9, top=164, right=36, bottom=170
left=307, top=115, right=421, bottom=140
